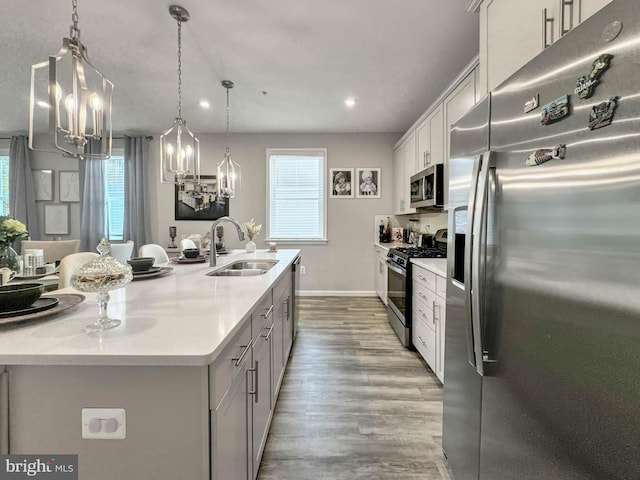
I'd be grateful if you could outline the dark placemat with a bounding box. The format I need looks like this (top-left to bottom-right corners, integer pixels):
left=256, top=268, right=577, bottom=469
left=0, top=294, right=85, bottom=326
left=131, top=266, right=174, bottom=281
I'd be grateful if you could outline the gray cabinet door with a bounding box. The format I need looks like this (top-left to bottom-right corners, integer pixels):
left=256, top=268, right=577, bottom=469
left=271, top=295, right=285, bottom=402
left=251, top=309, right=273, bottom=476
left=211, top=360, right=251, bottom=480
left=282, top=294, right=293, bottom=360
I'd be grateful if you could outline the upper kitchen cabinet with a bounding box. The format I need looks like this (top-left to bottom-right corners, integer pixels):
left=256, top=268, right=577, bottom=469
left=415, top=104, right=444, bottom=173
left=478, top=0, right=612, bottom=93
left=393, top=132, right=417, bottom=215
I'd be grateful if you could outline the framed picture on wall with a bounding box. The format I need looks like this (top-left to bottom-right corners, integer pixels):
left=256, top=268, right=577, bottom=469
left=355, top=168, right=381, bottom=198
left=44, top=204, right=70, bottom=235
left=33, top=170, right=53, bottom=201
left=59, top=171, right=80, bottom=202
left=175, top=175, right=230, bottom=221
left=329, top=168, right=354, bottom=198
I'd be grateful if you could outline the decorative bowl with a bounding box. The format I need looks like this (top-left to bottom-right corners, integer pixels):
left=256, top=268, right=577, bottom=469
left=0, top=283, right=45, bottom=312
left=182, top=248, right=200, bottom=259
left=127, top=257, right=155, bottom=272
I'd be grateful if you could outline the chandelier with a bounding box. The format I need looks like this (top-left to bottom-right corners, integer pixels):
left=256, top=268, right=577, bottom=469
left=29, top=0, right=113, bottom=159
left=217, top=80, right=241, bottom=198
left=160, top=5, right=200, bottom=185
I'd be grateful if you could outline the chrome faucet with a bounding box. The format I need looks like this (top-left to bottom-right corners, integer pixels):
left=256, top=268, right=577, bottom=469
left=209, top=216, right=246, bottom=266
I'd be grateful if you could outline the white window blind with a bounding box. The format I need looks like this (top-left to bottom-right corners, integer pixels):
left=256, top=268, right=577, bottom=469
left=103, top=156, right=125, bottom=241
left=0, top=157, right=8, bottom=215
left=267, top=149, right=327, bottom=242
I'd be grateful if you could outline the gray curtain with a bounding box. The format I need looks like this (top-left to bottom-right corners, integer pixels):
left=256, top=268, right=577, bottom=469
left=9, top=135, right=39, bottom=243
left=79, top=140, right=105, bottom=252
left=123, top=136, right=150, bottom=250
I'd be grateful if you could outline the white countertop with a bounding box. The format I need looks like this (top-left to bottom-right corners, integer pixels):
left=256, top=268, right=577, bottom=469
left=0, top=249, right=300, bottom=367
left=411, top=258, right=447, bottom=277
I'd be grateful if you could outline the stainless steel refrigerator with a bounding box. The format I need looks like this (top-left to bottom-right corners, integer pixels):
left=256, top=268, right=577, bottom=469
left=443, top=0, right=640, bottom=478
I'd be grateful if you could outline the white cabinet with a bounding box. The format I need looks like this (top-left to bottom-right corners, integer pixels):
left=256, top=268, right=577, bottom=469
left=211, top=319, right=252, bottom=480
left=443, top=71, right=477, bottom=208
left=375, top=245, right=388, bottom=305
left=412, top=264, right=447, bottom=383
left=393, top=132, right=416, bottom=215
left=272, top=272, right=292, bottom=400
left=480, top=0, right=612, bottom=93
left=415, top=104, right=444, bottom=173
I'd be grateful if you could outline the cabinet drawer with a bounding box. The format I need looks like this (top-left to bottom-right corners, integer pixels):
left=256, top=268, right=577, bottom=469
left=413, top=277, right=437, bottom=309
left=252, top=293, right=274, bottom=343
left=413, top=316, right=436, bottom=371
left=413, top=266, right=436, bottom=293
left=209, top=318, right=252, bottom=410
left=436, top=275, right=447, bottom=299
left=413, top=294, right=435, bottom=333
left=273, top=273, right=291, bottom=306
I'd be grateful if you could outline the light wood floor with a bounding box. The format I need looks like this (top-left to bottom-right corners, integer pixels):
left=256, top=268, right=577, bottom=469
left=257, top=296, right=451, bottom=480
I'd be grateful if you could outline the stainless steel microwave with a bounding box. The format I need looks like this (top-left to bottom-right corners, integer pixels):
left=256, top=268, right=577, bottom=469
left=410, top=164, right=444, bottom=209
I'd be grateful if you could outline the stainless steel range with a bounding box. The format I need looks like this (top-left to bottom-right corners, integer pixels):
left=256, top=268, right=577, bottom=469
left=386, top=241, right=446, bottom=348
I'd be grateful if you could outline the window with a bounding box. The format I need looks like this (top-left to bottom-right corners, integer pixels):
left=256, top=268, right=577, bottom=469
left=0, top=156, right=8, bottom=215
left=267, top=148, right=327, bottom=242
left=103, top=156, right=125, bottom=241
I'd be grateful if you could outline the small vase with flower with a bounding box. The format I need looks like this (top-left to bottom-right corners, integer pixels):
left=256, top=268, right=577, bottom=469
left=243, top=218, right=262, bottom=253
left=0, top=216, right=28, bottom=272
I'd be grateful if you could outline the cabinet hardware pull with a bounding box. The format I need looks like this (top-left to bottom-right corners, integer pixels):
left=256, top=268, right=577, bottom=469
left=418, top=335, right=425, bottom=345
left=560, top=0, right=573, bottom=36
left=542, top=8, right=555, bottom=49
left=432, top=301, right=438, bottom=325
left=263, top=323, right=275, bottom=341
left=232, top=341, right=252, bottom=367
left=248, top=361, right=258, bottom=403
left=262, top=305, right=274, bottom=320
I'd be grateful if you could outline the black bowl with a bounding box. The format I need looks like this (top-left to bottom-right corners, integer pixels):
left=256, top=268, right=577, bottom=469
left=0, top=283, right=45, bottom=312
left=182, top=248, right=200, bottom=259
left=127, top=257, right=155, bottom=272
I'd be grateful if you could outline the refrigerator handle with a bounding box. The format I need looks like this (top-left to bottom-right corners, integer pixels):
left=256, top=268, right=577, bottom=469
left=471, top=151, right=493, bottom=376
left=461, top=154, right=484, bottom=368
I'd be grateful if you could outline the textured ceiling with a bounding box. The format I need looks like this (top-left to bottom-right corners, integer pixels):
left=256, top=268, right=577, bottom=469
left=0, top=0, right=479, bottom=135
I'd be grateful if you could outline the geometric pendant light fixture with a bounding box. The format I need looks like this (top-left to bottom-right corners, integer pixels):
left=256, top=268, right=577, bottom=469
left=28, top=0, right=113, bottom=159
left=160, top=4, right=200, bottom=185
left=217, top=80, right=240, bottom=198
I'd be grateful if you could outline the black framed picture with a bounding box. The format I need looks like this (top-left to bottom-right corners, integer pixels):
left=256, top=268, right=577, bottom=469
left=175, top=175, right=229, bottom=221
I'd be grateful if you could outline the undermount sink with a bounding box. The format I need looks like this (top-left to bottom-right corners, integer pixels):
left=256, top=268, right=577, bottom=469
left=207, top=259, right=279, bottom=277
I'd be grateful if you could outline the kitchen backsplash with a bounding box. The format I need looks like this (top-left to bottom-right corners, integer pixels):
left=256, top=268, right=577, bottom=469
left=374, top=212, right=448, bottom=243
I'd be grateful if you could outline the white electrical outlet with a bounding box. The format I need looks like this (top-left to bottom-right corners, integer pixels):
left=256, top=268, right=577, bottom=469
left=300, top=266, right=306, bottom=275
left=82, top=408, right=126, bottom=439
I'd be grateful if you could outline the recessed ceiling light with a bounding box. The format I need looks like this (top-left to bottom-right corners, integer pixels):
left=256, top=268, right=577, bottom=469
left=199, top=99, right=210, bottom=109
left=344, top=97, right=357, bottom=108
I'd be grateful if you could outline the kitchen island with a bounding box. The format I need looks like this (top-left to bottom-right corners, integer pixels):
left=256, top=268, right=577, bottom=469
left=0, top=249, right=300, bottom=480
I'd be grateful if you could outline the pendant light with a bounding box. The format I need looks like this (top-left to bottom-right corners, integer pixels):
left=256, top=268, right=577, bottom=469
left=28, top=0, right=113, bottom=159
left=217, top=80, right=241, bottom=198
left=160, top=5, right=200, bottom=185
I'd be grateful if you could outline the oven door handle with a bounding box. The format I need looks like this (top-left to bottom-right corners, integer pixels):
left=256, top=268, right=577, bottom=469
left=386, top=261, right=406, bottom=277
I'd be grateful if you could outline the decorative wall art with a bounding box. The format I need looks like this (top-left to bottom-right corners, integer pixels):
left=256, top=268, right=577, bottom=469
left=44, top=204, right=70, bottom=235
left=355, top=168, right=381, bottom=198
left=329, top=168, right=354, bottom=198
left=175, top=175, right=229, bottom=221
left=33, top=170, right=53, bottom=201
left=59, top=171, right=80, bottom=202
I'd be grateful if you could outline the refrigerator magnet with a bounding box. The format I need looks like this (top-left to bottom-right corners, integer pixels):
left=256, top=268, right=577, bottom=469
left=574, top=54, right=613, bottom=99
left=588, top=96, right=618, bottom=130
left=524, top=94, right=539, bottom=113
left=525, top=145, right=566, bottom=166
left=540, top=95, right=570, bottom=125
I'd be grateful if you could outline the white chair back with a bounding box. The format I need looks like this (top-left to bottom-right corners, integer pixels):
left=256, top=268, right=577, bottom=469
left=21, top=239, right=81, bottom=264
left=110, top=240, right=134, bottom=264
left=58, top=252, right=100, bottom=289
left=138, top=244, right=170, bottom=266
left=180, top=238, right=197, bottom=250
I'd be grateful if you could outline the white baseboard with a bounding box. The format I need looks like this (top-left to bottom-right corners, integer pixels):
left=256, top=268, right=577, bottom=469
left=299, top=291, right=378, bottom=297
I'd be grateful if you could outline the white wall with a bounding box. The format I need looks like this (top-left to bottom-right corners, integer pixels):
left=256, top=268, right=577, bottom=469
left=150, top=132, right=399, bottom=294
left=18, top=133, right=399, bottom=293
